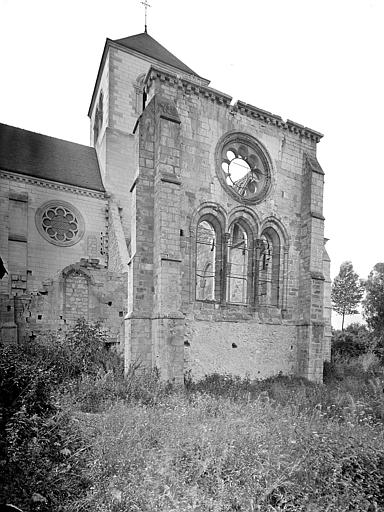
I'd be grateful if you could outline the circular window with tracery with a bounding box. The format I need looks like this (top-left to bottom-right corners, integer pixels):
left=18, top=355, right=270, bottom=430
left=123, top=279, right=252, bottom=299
left=216, top=132, right=273, bottom=204
left=35, top=201, right=85, bottom=246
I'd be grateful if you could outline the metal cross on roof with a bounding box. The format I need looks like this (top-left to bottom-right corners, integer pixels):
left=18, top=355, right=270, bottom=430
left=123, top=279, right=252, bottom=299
left=140, top=0, right=151, bottom=33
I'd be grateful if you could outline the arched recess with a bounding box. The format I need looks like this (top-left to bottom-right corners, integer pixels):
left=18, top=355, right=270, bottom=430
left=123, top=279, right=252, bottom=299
left=134, top=73, right=147, bottom=114
left=93, top=90, right=104, bottom=145
left=227, top=206, right=260, bottom=241
left=261, top=216, right=289, bottom=247
left=191, top=203, right=226, bottom=303
left=259, top=217, right=288, bottom=308
left=62, top=265, right=94, bottom=323
left=190, top=202, right=227, bottom=233
left=226, top=216, right=255, bottom=304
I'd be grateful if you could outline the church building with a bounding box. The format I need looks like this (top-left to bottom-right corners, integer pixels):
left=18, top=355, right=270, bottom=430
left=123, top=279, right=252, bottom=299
left=0, top=31, right=332, bottom=382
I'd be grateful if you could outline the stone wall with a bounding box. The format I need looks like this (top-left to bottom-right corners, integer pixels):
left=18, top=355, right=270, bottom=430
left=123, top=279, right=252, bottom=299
left=125, top=65, right=330, bottom=383
left=0, top=259, right=127, bottom=346
left=92, top=45, right=151, bottom=242
left=185, top=317, right=297, bottom=380
left=0, top=172, right=108, bottom=297
left=0, top=172, right=128, bottom=347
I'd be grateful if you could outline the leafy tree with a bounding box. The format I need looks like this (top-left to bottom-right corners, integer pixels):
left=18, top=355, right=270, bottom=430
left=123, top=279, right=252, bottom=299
left=331, top=261, right=364, bottom=330
left=331, top=323, right=373, bottom=359
left=363, top=263, right=384, bottom=357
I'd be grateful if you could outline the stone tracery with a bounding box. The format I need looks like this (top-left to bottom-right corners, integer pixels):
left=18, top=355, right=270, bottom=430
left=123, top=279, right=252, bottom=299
left=35, top=201, right=84, bottom=247
left=216, top=132, right=273, bottom=204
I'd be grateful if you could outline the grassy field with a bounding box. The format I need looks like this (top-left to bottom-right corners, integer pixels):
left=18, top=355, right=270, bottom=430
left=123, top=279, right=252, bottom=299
left=2, top=323, right=384, bottom=511
left=70, top=370, right=384, bottom=512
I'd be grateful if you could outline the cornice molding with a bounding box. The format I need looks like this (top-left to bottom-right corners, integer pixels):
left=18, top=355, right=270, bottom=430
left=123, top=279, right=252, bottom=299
left=145, top=66, right=323, bottom=142
left=285, top=120, right=323, bottom=142
left=233, top=103, right=323, bottom=142
left=145, top=66, right=232, bottom=106
left=233, top=101, right=283, bottom=125
left=0, top=170, right=106, bottom=199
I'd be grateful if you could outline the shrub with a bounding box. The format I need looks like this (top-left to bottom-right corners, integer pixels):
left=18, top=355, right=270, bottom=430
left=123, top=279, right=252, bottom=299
left=0, top=343, right=90, bottom=511
left=28, top=318, right=124, bottom=386
left=332, top=323, right=373, bottom=359
left=0, top=319, right=123, bottom=510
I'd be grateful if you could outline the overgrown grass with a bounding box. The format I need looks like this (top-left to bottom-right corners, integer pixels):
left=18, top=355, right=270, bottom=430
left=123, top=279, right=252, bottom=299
left=2, top=322, right=384, bottom=511
left=73, top=360, right=384, bottom=511
left=74, top=394, right=384, bottom=511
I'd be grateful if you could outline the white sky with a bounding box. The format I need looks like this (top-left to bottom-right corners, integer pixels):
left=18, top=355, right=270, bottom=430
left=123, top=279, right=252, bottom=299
left=1, top=0, right=383, bottom=328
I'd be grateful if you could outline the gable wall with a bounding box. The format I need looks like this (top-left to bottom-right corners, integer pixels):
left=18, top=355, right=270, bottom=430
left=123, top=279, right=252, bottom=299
left=127, top=71, right=328, bottom=382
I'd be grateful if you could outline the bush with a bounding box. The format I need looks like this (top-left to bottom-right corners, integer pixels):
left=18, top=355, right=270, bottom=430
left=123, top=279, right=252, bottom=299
left=0, top=342, right=90, bottom=511
left=0, top=319, right=124, bottom=510
left=332, top=323, right=374, bottom=359
left=27, top=318, right=124, bottom=386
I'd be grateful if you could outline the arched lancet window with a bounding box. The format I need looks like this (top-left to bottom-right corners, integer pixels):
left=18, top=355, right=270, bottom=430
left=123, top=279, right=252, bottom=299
left=196, top=218, right=222, bottom=301
left=227, top=222, right=252, bottom=304
left=193, top=210, right=285, bottom=309
left=134, top=74, right=147, bottom=115
left=258, top=227, right=280, bottom=306
left=93, top=90, right=104, bottom=145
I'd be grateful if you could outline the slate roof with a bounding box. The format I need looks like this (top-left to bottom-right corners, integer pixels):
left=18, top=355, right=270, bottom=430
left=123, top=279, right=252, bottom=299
left=114, top=32, right=200, bottom=77
left=0, top=123, right=105, bottom=192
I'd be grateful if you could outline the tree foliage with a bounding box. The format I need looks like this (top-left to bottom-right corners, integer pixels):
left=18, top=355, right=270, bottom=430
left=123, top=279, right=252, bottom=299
left=331, top=323, right=374, bottom=359
left=331, top=261, right=364, bottom=330
left=363, top=263, right=384, bottom=356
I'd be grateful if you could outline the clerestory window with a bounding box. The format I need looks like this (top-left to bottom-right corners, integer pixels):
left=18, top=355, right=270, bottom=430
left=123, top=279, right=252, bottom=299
left=195, top=215, right=283, bottom=308
left=195, top=219, right=223, bottom=301
left=257, top=228, right=281, bottom=306
left=226, top=222, right=252, bottom=304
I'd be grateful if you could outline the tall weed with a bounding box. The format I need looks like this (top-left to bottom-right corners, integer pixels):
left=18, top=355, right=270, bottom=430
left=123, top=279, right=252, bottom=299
left=74, top=395, right=384, bottom=511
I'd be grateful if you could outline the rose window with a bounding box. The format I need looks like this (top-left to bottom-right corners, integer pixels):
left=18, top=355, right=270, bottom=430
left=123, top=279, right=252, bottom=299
left=216, top=133, right=272, bottom=203
left=36, top=201, right=84, bottom=246
left=42, top=206, right=78, bottom=242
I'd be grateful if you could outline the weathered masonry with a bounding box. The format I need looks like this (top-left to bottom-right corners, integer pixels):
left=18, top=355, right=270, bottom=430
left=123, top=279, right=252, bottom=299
left=0, top=31, right=331, bottom=382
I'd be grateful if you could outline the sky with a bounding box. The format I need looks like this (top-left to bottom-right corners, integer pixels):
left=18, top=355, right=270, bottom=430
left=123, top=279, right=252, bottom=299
left=1, top=0, right=383, bottom=328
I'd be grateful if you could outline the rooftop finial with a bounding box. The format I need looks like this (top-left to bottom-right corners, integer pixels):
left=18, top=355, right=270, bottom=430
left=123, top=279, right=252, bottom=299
left=140, top=0, right=151, bottom=33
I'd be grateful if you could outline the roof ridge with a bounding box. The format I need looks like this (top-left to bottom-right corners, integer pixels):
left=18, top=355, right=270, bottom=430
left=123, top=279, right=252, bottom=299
left=113, top=31, right=200, bottom=77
